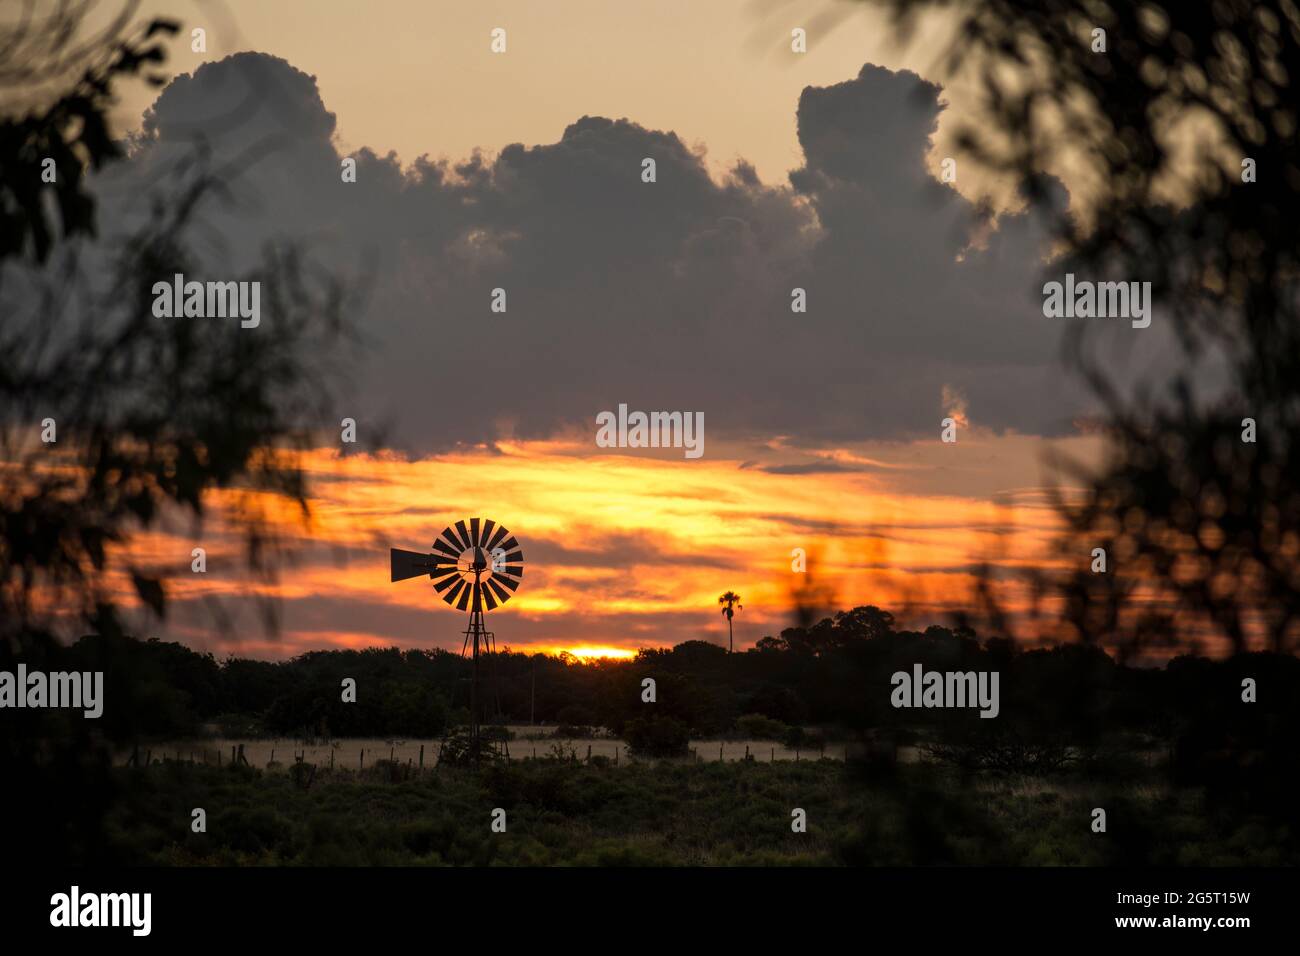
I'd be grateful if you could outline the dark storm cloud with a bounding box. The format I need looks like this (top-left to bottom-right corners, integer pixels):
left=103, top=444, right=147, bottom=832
left=98, top=54, right=1103, bottom=451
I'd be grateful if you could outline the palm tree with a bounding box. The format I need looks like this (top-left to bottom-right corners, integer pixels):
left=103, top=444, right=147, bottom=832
left=718, top=591, right=743, bottom=653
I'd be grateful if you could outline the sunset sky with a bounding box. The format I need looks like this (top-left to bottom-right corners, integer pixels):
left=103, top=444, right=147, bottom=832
left=107, top=432, right=1094, bottom=659
left=20, top=1, right=1186, bottom=659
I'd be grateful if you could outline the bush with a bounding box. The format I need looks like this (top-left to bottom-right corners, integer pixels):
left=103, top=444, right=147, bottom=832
left=735, top=713, right=789, bottom=740
left=438, top=730, right=506, bottom=767
left=624, top=715, right=690, bottom=758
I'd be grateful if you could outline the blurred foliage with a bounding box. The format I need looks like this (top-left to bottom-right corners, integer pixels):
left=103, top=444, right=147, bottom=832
left=0, top=4, right=357, bottom=864
left=860, top=0, right=1300, bottom=656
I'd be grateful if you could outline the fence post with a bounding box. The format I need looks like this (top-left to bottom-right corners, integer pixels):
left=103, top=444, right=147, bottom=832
left=419, top=745, right=424, bottom=770
left=270, top=748, right=275, bottom=766
left=771, top=747, right=775, bottom=763
left=587, top=744, right=592, bottom=763
left=329, top=748, right=334, bottom=770
left=719, top=742, right=723, bottom=761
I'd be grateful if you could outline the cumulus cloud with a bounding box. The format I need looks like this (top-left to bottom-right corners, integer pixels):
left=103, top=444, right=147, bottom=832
left=97, top=54, right=1104, bottom=452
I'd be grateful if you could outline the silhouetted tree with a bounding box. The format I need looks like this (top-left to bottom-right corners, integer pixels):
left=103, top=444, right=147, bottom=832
left=718, top=590, right=743, bottom=653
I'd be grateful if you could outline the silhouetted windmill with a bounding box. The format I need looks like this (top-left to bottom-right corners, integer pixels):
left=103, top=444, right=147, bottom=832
left=391, top=518, right=524, bottom=753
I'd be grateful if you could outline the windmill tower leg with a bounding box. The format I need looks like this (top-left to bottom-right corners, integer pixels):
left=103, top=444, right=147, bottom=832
left=468, top=609, right=483, bottom=754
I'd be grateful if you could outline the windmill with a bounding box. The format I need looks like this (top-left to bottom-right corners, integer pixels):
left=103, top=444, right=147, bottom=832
left=390, top=518, right=524, bottom=752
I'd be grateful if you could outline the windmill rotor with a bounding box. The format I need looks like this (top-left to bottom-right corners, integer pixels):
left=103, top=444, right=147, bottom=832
left=389, top=519, right=525, bottom=610
left=426, top=519, right=524, bottom=613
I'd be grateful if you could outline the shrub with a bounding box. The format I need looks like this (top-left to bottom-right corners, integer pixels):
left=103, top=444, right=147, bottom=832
left=438, top=729, right=506, bottom=767
left=735, top=713, right=789, bottom=740
left=624, top=715, right=690, bottom=757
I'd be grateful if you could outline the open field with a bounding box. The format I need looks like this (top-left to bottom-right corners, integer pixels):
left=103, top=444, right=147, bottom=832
left=97, top=757, right=1297, bottom=866
left=115, top=729, right=910, bottom=767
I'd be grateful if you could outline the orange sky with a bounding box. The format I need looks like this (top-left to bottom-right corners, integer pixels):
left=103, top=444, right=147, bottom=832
left=94, top=426, right=1096, bottom=659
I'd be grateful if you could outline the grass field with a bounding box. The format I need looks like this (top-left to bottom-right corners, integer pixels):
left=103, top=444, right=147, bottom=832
left=99, top=756, right=1296, bottom=866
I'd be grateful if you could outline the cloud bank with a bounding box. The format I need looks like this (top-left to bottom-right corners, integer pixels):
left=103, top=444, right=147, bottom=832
left=99, top=53, right=1096, bottom=453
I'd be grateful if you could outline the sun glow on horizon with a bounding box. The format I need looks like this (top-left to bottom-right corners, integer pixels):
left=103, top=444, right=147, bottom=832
left=556, top=645, right=639, bottom=661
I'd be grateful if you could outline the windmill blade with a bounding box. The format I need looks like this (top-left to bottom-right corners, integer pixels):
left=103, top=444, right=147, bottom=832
left=501, top=550, right=524, bottom=564
left=497, top=536, right=519, bottom=553
left=481, top=585, right=499, bottom=611
left=455, top=520, right=472, bottom=551
left=485, top=578, right=511, bottom=604
left=479, top=519, right=496, bottom=551
left=485, top=524, right=510, bottom=552
left=470, top=517, right=481, bottom=547
left=433, top=536, right=461, bottom=559
left=499, top=565, right=524, bottom=578
left=493, top=574, right=520, bottom=592
left=444, top=579, right=467, bottom=606
left=390, top=548, right=433, bottom=582
left=433, top=573, right=459, bottom=593
left=456, top=582, right=473, bottom=611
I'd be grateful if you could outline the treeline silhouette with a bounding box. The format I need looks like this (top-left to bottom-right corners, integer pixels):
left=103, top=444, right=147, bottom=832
left=65, top=605, right=1299, bottom=796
